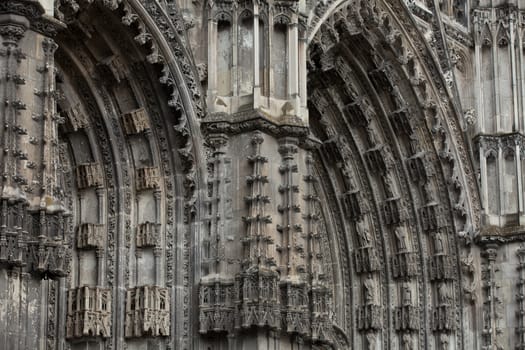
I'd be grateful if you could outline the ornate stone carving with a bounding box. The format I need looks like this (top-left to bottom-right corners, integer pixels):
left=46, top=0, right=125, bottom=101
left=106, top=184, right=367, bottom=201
left=341, top=190, right=366, bottom=221
left=0, top=23, right=26, bottom=43
left=429, top=253, right=455, bottom=281
left=280, top=280, right=310, bottom=335
left=383, top=198, right=404, bottom=225
left=135, top=167, right=159, bottom=191
left=136, top=222, right=160, bottom=248
left=392, top=251, right=418, bottom=279
left=121, top=108, right=150, bottom=135
left=97, top=55, right=128, bottom=84
left=354, top=246, right=381, bottom=274
left=395, top=283, right=419, bottom=331
left=29, top=237, right=68, bottom=278
left=357, top=304, right=382, bottom=331
left=389, top=107, right=414, bottom=136
left=345, top=96, right=374, bottom=126
left=431, top=284, right=454, bottom=332
left=75, top=163, right=103, bottom=189
left=66, top=286, right=112, bottom=339
left=62, top=103, right=89, bottom=132
left=198, top=279, right=235, bottom=334
left=355, top=219, right=373, bottom=248
left=364, top=146, right=388, bottom=175
left=481, top=244, right=503, bottom=349
left=406, top=153, right=433, bottom=183
left=357, top=275, right=382, bottom=330
left=236, top=268, right=281, bottom=330
left=125, top=285, right=170, bottom=337
left=77, top=223, right=104, bottom=249
left=419, top=203, right=442, bottom=232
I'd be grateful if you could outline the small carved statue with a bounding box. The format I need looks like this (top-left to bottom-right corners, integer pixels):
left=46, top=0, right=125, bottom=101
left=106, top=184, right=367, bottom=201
left=342, top=165, right=358, bottom=191
left=402, top=283, right=412, bottom=306
left=363, top=274, right=376, bottom=305
left=394, top=226, right=408, bottom=252
left=356, top=220, right=372, bottom=247
left=366, top=126, right=379, bottom=147
left=402, top=333, right=414, bottom=350
left=438, top=283, right=451, bottom=305
left=434, top=231, right=444, bottom=253
left=439, top=333, right=449, bottom=349
left=383, top=174, right=396, bottom=198
left=366, top=332, right=377, bottom=350
left=422, top=181, right=434, bottom=203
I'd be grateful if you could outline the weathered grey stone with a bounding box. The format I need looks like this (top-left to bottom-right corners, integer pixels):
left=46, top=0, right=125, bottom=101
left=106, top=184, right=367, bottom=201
left=2, top=0, right=525, bottom=349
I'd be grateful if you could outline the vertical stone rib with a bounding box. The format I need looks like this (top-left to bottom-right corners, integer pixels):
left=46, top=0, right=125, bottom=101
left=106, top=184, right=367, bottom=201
left=0, top=18, right=27, bottom=200
left=244, top=131, right=272, bottom=267
left=481, top=244, right=502, bottom=349
left=278, top=137, right=300, bottom=276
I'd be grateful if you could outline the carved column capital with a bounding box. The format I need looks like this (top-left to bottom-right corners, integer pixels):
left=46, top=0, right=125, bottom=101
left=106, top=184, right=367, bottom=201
left=207, top=133, right=229, bottom=152
left=0, top=21, right=27, bottom=43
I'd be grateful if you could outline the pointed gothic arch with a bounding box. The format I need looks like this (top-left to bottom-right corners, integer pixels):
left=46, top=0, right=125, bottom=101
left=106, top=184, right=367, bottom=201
left=304, top=0, right=481, bottom=348
left=50, top=1, right=206, bottom=348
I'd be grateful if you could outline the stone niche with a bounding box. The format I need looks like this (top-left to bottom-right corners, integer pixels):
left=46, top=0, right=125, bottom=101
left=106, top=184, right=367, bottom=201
left=125, top=285, right=170, bottom=338
left=66, top=286, right=112, bottom=339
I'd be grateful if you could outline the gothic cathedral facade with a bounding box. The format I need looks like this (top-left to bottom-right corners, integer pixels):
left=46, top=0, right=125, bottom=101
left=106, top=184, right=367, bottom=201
left=0, top=0, right=523, bottom=349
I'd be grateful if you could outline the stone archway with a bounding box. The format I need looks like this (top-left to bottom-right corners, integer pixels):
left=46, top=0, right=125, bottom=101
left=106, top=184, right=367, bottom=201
left=304, top=0, right=481, bottom=349
left=0, top=1, right=205, bottom=349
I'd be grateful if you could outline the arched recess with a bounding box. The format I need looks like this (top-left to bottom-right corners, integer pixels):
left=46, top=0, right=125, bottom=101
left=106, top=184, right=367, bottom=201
left=50, top=1, right=205, bottom=349
left=305, top=0, right=480, bottom=349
